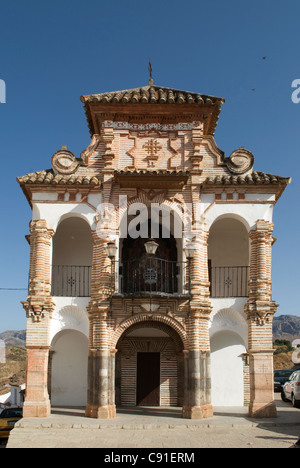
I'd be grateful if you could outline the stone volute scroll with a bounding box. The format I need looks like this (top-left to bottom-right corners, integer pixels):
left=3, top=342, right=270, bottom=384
left=52, top=146, right=79, bottom=175
left=225, top=147, right=254, bottom=174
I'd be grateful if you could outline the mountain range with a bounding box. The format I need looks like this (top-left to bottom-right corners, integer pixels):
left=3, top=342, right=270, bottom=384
left=0, top=330, right=26, bottom=348
left=272, top=315, right=300, bottom=343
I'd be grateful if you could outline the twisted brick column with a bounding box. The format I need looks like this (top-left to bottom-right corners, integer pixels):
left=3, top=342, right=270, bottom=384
left=22, top=220, right=55, bottom=417
left=85, top=233, right=116, bottom=419
left=245, top=220, right=278, bottom=418
left=182, top=228, right=213, bottom=419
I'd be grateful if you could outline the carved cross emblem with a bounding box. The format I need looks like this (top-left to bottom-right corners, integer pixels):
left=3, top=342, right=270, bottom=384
left=143, top=139, right=162, bottom=166
left=143, top=139, right=162, bottom=156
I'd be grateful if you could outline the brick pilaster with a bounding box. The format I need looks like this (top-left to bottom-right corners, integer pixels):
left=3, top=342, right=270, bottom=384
left=245, top=220, right=278, bottom=418
left=182, top=227, right=213, bottom=419
left=86, top=232, right=116, bottom=419
left=22, top=219, right=55, bottom=417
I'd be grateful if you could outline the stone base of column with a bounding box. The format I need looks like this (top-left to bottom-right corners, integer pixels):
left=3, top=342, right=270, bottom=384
left=182, top=404, right=213, bottom=419
left=85, top=404, right=116, bottom=419
left=23, top=346, right=51, bottom=418
left=248, top=401, right=277, bottom=418
left=23, top=400, right=51, bottom=418
left=248, top=349, right=277, bottom=419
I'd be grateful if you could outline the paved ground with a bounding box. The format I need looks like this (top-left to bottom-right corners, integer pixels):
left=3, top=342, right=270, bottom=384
left=4, top=395, right=300, bottom=449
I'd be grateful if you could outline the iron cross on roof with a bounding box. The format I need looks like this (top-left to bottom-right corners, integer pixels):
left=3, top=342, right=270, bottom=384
left=148, top=60, right=154, bottom=85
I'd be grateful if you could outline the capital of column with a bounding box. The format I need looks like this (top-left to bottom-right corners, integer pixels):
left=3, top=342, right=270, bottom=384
left=29, top=219, right=55, bottom=238
left=245, top=299, right=278, bottom=326
left=249, top=220, right=274, bottom=240
left=88, top=300, right=110, bottom=316
left=25, top=219, right=55, bottom=322
left=22, top=296, right=55, bottom=323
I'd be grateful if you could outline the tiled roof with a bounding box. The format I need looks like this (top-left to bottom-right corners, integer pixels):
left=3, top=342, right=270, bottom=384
left=80, top=84, right=225, bottom=136
left=17, top=170, right=101, bottom=186
left=203, top=172, right=291, bottom=186
left=80, top=84, right=225, bottom=106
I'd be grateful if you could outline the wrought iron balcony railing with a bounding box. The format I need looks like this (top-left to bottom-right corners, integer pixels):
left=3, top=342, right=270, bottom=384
left=209, top=266, right=249, bottom=298
left=50, top=264, right=249, bottom=299
left=120, top=257, right=181, bottom=296
left=51, top=265, right=91, bottom=297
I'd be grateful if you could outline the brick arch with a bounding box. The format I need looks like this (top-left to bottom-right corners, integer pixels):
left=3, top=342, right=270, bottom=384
left=207, top=212, right=251, bottom=232
left=117, top=189, right=185, bottom=230
left=112, top=314, right=189, bottom=351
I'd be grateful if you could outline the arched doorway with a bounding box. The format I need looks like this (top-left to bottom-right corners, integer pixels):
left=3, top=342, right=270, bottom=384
left=115, top=320, right=185, bottom=408
left=50, top=330, right=88, bottom=407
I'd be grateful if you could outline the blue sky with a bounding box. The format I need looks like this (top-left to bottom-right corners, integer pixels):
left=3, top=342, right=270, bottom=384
left=0, top=0, right=299, bottom=332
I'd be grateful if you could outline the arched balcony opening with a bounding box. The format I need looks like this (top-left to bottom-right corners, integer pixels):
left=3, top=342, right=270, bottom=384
left=118, top=212, right=185, bottom=297
left=208, top=216, right=250, bottom=298
left=51, top=216, right=93, bottom=297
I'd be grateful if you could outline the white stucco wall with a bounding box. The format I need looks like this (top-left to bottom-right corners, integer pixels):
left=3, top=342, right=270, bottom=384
left=50, top=297, right=89, bottom=343
left=208, top=217, right=249, bottom=266
left=209, top=300, right=248, bottom=406
left=210, top=331, right=246, bottom=406
left=51, top=329, right=88, bottom=407
left=52, top=217, right=93, bottom=266
left=49, top=298, right=89, bottom=406
left=32, top=199, right=100, bottom=231
left=201, top=193, right=274, bottom=230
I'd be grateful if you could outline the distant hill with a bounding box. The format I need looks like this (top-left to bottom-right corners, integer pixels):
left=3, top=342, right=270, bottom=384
left=0, top=346, right=26, bottom=395
left=273, top=315, right=300, bottom=343
left=0, top=330, right=26, bottom=348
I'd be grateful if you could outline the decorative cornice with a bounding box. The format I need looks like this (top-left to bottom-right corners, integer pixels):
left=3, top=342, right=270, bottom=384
left=114, top=169, right=189, bottom=189
left=80, top=84, right=225, bottom=136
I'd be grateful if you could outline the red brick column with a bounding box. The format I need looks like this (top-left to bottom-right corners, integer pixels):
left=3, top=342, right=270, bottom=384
left=182, top=229, right=213, bottom=419
left=85, top=233, right=116, bottom=419
left=245, top=220, right=278, bottom=418
left=22, top=220, right=55, bottom=418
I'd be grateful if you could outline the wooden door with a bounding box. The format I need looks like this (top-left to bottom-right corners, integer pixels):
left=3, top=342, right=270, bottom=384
left=136, top=352, right=160, bottom=406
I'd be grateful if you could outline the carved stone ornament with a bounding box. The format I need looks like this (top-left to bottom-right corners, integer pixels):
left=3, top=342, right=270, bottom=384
left=52, top=146, right=79, bottom=175
left=225, top=147, right=254, bottom=174
left=22, top=297, right=55, bottom=323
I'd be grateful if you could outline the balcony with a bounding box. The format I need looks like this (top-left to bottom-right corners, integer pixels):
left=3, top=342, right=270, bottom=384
left=120, top=257, right=181, bottom=296
left=209, top=266, right=249, bottom=298
left=51, top=265, right=91, bottom=297
left=50, top=264, right=249, bottom=299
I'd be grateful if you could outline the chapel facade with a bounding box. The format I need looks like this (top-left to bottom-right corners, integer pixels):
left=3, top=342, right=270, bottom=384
left=17, top=80, right=290, bottom=419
